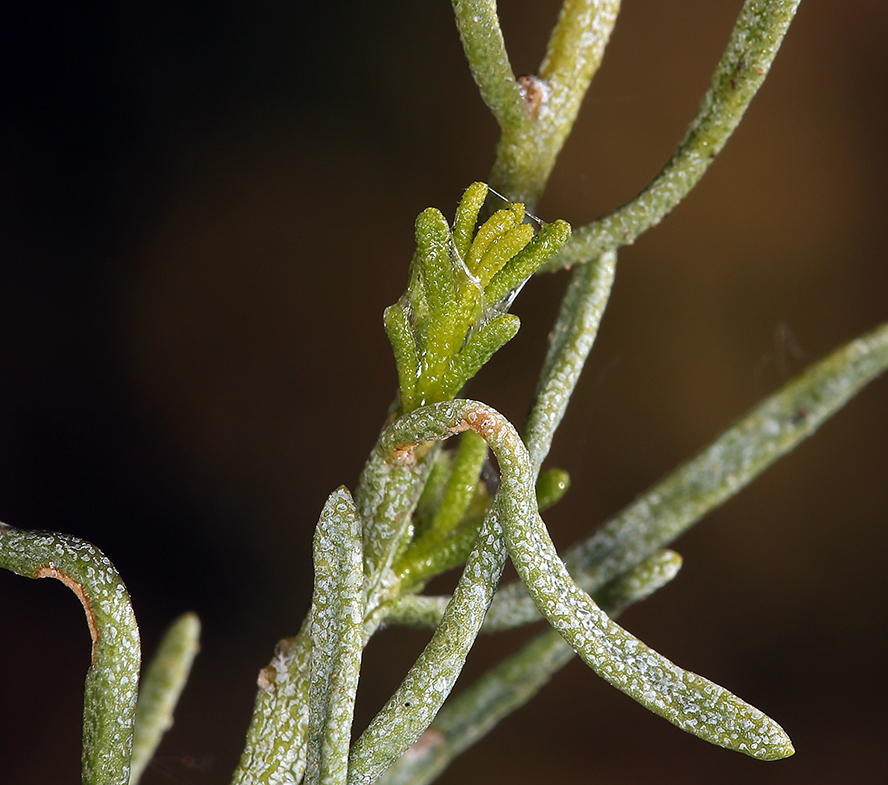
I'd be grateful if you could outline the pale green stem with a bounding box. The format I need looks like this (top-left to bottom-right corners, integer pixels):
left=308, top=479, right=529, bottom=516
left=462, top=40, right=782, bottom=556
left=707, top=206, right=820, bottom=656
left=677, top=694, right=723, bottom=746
left=523, top=250, right=616, bottom=476
left=487, top=0, right=620, bottom=208
left=231, top=618, right=313, bottom=785
left=0, top=523, right=141, bottom=785
left=451, top=0, right=527, bottom=134
left=349, top=513, right=507, bottom=785
left=495, top=439, right=793, bottom=760
left=543, top=0, right=802, bottom=270
left=355, top=438, right=437, bottom=625
left=562, top=320, right=888, bottom=605
left=377, top=551, right=682, bottom=785
left=129, top=613, right=201, bottom=785
left=349, top=401, right=535, bottom=785
left=306, top=489, right=365, bottom=785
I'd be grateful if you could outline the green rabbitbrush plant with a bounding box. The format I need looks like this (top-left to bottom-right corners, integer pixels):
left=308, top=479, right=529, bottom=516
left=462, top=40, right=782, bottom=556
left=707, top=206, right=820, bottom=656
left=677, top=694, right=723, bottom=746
left=3, top=1, right=888, bottom=783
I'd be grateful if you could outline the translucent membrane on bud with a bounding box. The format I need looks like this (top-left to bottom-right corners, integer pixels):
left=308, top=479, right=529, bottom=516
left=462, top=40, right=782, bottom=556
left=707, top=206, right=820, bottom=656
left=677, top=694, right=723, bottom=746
left=384, top=183, right=570, bottom=413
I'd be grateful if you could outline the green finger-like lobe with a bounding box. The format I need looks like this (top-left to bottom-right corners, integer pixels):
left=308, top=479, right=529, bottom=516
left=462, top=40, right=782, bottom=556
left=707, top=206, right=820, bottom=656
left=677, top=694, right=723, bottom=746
left=439, top=313, right=520, bottom=400
left=484, top=219, right=571, bottom=310
left=306, top=488, right=365, bottom=785
left=383, top=303, right=421, bottom=413
left=415, top=209, right=461, bottom=376
left=452, top=182, right=488, bottom=261
left=465, top=202, right=524, bottom=275
left=415, top=209, right=455, bottom=316
left=450, top=0, right=526, bottom=134
left=129, top=613, right=200, bottom=785
left=476, top=222, right=534, bottom=288
left=387, top=187, right=571, bottom=413
left=0, top=523, right=141, bottom=785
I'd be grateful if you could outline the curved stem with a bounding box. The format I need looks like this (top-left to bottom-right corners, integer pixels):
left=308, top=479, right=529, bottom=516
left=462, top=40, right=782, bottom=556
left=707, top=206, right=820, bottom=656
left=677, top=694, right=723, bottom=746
left=377, top=551, right=682, bottom=785
left=393, top=321, right=888, bottom=632
left=543, top=0, right=802, bottom=270
left=496, top=437, right=794, bottom=761
left=0, top=524, right=141, bottom=785
left=360, top=401, right=793, bottom=770
left=349, top=402, right=531, bottom=785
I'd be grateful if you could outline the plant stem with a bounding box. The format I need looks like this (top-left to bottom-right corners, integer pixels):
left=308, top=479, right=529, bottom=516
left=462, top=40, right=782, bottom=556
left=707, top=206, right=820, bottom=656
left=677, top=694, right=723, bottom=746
left=306, top=489, right=365, bottom=785
left=377, top=551, right=682, bottom=785
left=487, top=0, right=620, bottom=208
left=543, top=0, right=802, bottom=270
left=451, top=0, right=526, bottom=133
left=231, top=618, right=313, bottom=785
left=523, top=249, right=616, bottom=475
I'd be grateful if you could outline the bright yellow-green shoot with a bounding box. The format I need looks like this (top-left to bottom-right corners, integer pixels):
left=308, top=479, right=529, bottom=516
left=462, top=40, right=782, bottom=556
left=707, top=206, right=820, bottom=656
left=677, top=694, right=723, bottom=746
left=384, top=182, right=571, bottom=413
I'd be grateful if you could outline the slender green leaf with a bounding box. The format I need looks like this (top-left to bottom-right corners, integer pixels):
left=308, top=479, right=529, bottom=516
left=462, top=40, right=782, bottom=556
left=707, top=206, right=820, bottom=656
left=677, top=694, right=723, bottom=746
left=452, top=182, right=489, bottom=262
left=384, top=303, right=421, bottom=413
left=439, top=313, right=520, bottom=400
left=544, top=0, right=802, bottom=270
left=522, top=250, right=616, bottom=475
left=306, top=488, right=365, bottom=785
left=130, top=613, right=200, bottom=785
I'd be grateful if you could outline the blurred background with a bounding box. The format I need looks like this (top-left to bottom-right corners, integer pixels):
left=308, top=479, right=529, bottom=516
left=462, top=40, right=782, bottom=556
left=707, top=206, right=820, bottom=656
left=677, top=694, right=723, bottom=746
left=2, top=1, right=887, bottom=782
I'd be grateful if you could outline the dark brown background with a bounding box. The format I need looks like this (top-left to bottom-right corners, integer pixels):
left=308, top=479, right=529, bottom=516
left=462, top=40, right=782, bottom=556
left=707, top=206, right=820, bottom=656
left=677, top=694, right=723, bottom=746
left=2, top=1, right=887, bottom=783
